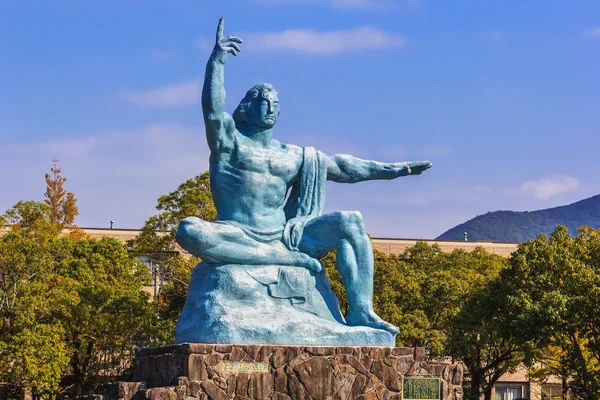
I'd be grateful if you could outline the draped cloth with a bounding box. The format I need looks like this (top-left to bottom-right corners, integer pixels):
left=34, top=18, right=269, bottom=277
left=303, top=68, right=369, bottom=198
left=282, top=146, right=328, bottom=251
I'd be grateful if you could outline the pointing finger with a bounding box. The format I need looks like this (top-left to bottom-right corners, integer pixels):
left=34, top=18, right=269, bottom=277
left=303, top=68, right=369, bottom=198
left=217, top=17, right=224, bottom=40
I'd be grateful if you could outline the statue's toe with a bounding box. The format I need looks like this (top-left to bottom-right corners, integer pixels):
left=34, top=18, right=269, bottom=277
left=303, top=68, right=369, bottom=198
left=346, top=310, right=400, bottom=335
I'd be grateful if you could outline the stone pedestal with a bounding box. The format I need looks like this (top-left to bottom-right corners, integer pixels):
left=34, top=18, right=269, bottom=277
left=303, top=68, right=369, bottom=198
left=94, top=344, right=463, bottom=400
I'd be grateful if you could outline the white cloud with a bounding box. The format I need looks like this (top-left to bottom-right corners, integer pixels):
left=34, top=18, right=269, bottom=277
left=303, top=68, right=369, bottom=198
left=583, top=26, right=600, bottom=39
left=122, top=80, right=200, bottom=107
left=151, top=49, right=177, bottom=61
left=519, top=175, right=580, bottom=200
left=0, top=125, right=210, bottom=229
left=241, top=26, right=407, bottom=54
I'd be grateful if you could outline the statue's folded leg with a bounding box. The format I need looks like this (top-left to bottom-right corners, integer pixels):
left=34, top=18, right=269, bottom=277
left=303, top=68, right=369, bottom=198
left=297, top=211, right=400, bottom=335
left=176, top=217, right=321, bottom=271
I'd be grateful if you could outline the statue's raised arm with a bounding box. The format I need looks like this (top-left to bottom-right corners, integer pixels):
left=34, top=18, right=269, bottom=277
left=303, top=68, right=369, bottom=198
left=202, top=18, right=242, bottom=154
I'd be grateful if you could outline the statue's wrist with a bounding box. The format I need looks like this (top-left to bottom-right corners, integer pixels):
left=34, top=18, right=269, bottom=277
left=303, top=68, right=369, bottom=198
left=211, top=48, right=228, bottom=64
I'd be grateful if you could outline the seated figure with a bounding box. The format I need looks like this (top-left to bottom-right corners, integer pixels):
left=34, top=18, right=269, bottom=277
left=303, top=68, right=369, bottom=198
left=174, top=19, right=432, bottom=346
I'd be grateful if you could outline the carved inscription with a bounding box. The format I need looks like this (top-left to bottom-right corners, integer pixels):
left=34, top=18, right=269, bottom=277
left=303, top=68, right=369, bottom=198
left=402, top=377, right=440, bottom=400
left=221, top=361, right=269, bottom=373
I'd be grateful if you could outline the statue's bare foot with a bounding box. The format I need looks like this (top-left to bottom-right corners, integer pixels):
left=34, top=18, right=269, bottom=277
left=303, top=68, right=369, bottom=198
left=346, top=308, right=400, bottom=335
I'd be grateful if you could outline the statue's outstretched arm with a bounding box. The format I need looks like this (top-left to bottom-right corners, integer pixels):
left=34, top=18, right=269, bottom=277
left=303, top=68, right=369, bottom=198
left=326, top=154, right=432, bottom=183
left=202, top=18, right=242, bottom=153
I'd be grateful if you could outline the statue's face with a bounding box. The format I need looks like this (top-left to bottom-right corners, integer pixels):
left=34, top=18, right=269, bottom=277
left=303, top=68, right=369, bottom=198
left=247, top=91, right=280, bottom=128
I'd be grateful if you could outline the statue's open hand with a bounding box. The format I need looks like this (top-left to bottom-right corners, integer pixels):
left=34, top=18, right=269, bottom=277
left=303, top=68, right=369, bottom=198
left=214, top=18, right=243, bottom=61
left=396, top=161, right=432, bottom=176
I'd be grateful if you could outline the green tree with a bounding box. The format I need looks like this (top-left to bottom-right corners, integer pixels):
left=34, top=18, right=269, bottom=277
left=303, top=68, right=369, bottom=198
left=52, top=237, right=154, bottom=395
left=1, top=164, right=156, bottom=398
left=446, top=282, right=523, bottom=400
left=1, top=168, right=81, bottom=397
left=0, top=225, right=77, bottom=398
left=324, top=241, right=506, bottom=356
left=448, top=225, right=600, bottom=400
left=2, top=200, right=59, bottom=241
left=322, top=247, right=433, bottom=349
left=152, top=255, right=199, bottom=343
left=396, top=243, right=505, bottom=355
left=129, top=172, right=215, bottom=256
left=128, top=172, right=214, bottom=343
left=2, top=324, right=71, bottom=398
left=500, top=226, right=600, bottom=400
left=0, top=219, right=155, bottom=397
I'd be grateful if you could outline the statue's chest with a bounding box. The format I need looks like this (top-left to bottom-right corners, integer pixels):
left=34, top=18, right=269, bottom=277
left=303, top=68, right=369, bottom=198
left=231, top=144, right=295, bottom=178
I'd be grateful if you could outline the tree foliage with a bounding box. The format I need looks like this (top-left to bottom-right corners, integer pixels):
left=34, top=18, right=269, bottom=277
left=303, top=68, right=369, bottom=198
left=0, top=228, right=75, bottom=398
left=446, top=282, right=524, bottom=400
left=128, top=173, right=213, bottom=343
left=128, top=172, right=216, bottom=255
left=0, top=219, right=155, bottom=398
left=499, top=226, right=600, bottom=400
left=446, top=225, right=600, bottom=400
left=324, top=241, right=507, bottom=357
left=52, top=237, right=154, bottom=395
left=3, top=200, right=59, bottom=241
left=0, top=164, right=155, bottom=398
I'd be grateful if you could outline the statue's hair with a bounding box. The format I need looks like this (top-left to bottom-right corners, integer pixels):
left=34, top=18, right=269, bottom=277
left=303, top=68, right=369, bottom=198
left=232, top=83, right=278, bottom=125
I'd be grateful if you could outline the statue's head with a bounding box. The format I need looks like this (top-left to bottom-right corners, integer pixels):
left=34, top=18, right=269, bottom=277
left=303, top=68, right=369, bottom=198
left=233, top=83, right=280, bottom=129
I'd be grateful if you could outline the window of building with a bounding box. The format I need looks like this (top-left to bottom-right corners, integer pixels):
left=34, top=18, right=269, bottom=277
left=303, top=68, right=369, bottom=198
left=542, top=384, right=562, bottom=400
left=136, top=252, right=178, bottom=297
left=495, top=384, right=529, bottom=400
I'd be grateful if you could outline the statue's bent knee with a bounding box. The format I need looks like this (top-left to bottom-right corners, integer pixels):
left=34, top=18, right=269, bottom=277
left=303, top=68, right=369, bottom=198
left=176, top=217, right=209, bottom=253
left=339, top=211, right=366, bottom=237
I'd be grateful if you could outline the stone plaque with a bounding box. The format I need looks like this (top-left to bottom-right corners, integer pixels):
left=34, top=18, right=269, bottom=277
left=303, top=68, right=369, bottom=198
left=402, top=377, right=440, bottom=400
left=221, top=361, right=269, bottom=373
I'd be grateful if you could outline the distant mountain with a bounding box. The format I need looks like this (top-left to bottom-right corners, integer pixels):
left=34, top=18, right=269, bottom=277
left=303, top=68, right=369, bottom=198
left=436, top=195, right=600, bottom=243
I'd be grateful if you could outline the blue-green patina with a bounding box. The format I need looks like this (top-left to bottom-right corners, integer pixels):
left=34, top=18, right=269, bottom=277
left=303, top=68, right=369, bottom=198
left=174, top=18, right=432, bottom=346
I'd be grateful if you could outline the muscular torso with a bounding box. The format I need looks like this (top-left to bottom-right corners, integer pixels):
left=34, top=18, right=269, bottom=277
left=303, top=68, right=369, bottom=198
left=210, top=130, right=304, bottom=230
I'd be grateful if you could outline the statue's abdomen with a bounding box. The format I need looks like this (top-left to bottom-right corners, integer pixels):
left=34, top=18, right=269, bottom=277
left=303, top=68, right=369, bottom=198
left=210, top=155, right=288, bottom=230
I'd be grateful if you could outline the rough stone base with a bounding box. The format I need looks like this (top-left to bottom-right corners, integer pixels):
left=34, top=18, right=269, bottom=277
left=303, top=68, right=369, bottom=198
left=175, top=263, right=395, bottom=346
left=89, top=344, right=463, bottom=400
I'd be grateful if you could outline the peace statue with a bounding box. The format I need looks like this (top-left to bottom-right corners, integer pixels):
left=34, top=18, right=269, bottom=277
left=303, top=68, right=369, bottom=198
left=174, top=18, right=432, bottom=346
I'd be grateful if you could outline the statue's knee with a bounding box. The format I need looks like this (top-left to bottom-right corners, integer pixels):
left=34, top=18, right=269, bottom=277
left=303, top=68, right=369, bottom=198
left=176, top=217, right=206, bottom=245
left=338, top=211, right=365, bottom=237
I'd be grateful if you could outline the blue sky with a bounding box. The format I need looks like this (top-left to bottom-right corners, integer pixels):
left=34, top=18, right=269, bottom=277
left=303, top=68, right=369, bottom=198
left=1, top=0, right=599, bottom=238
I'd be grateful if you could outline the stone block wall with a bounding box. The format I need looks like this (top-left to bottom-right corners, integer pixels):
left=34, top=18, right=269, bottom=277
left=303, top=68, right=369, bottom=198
left=123, top=344, right=463, bottom=400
